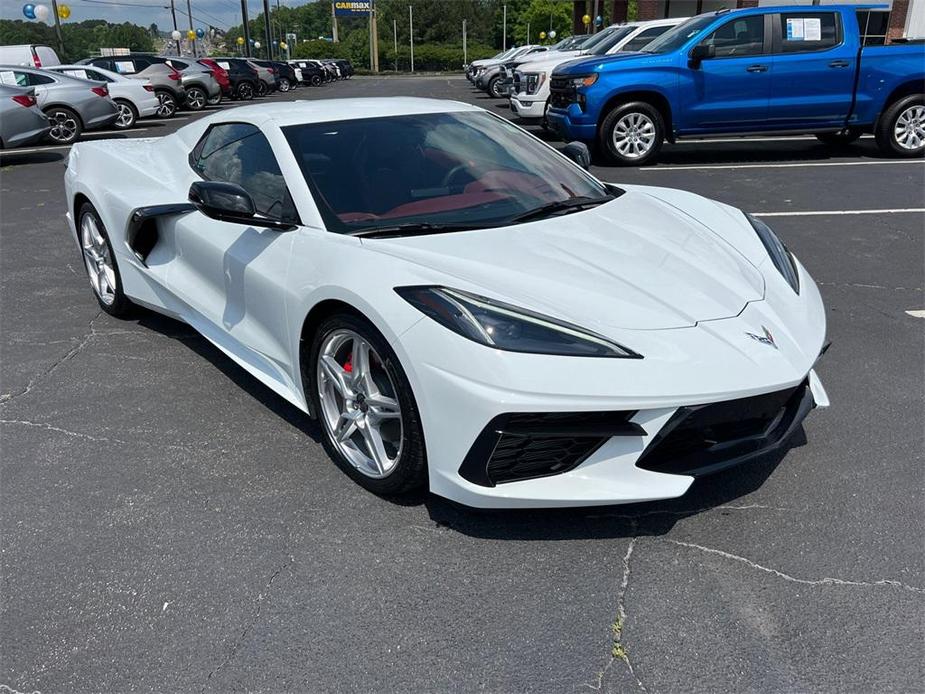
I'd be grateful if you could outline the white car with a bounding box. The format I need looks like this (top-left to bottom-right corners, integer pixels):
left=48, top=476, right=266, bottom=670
left=511, top=17, right=688, bottom=120
left=48, top=64, right=159, bottom=129
left=64, top=98, right=829, bottom=508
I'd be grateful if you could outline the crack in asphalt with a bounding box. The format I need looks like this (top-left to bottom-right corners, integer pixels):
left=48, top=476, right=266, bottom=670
left=0, top=310, right=102, bottom=405
left=668, top=539, right=925, bottom=593
left=200, top=557, right=294, bottom=693
left=0, top=684, right=42, bottom=694
left=584, top=502, right=794, bottom=521
left=0, top=418, right=204, bottom=455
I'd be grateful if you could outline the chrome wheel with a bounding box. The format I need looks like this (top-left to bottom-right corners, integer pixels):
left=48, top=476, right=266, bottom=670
left=80, top=213, right=116, bottom=305
left=114, top=101, right=135, bottom=129
left=279, top=77, right=291, bottom=92
left=612, top=111, right=656, bottom=159
left=47, top=109, right=79, bottom=143
left=237, top=82, right=254, bottom=100
left=894, top=105, right=925, bottom=151
left=186, top=87, right=206, bottom=110
left=155, top=92, right=176, bottom=117
left=316, top=330, right=403, bottom=479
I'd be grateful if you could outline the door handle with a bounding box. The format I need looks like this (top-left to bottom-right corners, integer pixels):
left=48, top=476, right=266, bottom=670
left=746, top=64, right=768, bottom=73
left=828, top=60, right=850, bottom=68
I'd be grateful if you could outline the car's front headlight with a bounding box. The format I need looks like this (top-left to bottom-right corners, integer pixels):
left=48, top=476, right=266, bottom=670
left=747, top=214, right=800, bottom=294
left=396, top=286, right=641, bottom=358
left=523, top=72, right=546, bottom=95
left=562, top=73, right=598, bottom=88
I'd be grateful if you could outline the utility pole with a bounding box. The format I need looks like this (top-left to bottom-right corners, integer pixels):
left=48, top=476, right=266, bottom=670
left=462, top=19, right=467, bottom=66
left=263, top=0, right=272, bottom=58
left=393, top=18, right=398, bottom=71
left=186, top=0, right=196, bottom=57
left=49, top=0, right=65, bottom=56
left=368, top=3, right=378, bottom=72
left=502, top=4, right=507, bottom=50
left=409, top=4, right=414, bottom=72
left=332, top=2, right=338, bottom=42
left=275, top=0, right=282, bottom=54
left=171, top=0, right=181, bottom=54
left=241, top=0, right=251, bottom=56
left=526, top=21, right=530, bottom=44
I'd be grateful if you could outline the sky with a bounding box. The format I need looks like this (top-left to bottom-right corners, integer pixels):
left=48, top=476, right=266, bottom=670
left=2, top=0, right=315, bottom=33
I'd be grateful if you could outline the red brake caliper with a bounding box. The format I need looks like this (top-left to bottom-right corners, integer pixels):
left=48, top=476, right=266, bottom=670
left=343, top=355, right=353, bottom=373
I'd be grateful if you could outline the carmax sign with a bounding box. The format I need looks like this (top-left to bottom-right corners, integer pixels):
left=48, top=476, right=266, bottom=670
left=333, top=1, right=372, bottom=16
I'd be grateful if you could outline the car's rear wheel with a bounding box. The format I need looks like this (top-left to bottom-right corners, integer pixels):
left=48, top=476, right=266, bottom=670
left=876, top=95, right=925, bottom=157
left=310, top=74, right=322, bottom=87
left=78, top=202, right=132, bottom=317
left=154, top=90, right=177, bottom=118
left=599, top=101, right=665, bottom=166
left=236, top=81, right=255, bottom=100
left=113, top=99, right=137, bottom=129
left=256, top=80, right=268, bottom=97
left=815, top=127, right=862, bottom=146
left=278, top=77, right=291, bottom=92
left=308, top=313, right=427, bottom=497
left=185, top=86, right=207, bottom=111
left=44, top=106, right=82, bottom=144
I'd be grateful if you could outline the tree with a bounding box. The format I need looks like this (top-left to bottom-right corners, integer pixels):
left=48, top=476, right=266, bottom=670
left=513, top=0, right=572, bottom=46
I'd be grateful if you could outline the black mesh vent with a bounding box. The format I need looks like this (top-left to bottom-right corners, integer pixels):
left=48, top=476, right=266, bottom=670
left=487, top=434, right=606, bottom=485
left=549, top=78, right=576, bottom=109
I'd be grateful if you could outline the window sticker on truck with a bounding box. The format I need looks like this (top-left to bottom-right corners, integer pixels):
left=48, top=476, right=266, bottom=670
left=787, top=17, right=822, bottom=41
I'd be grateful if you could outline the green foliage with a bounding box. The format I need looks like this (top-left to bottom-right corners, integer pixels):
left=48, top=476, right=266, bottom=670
left=512, top=0, right=573, bottom=45
left=0, top=19, right=154, bottom=63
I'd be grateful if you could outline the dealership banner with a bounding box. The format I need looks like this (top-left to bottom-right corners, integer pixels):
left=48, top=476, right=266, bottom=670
left=333, top=1, right=373, bottom=16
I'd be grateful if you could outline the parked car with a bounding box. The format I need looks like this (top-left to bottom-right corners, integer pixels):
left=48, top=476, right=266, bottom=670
left=466, top=48, right=514, bottom=81
left=250, top=59, right=298, bottom=92
left=289, top=59, right=326, bottom=86
left=80, top=55, right=186, bottom=118
left=475, top=46, right=548, bottom=96
left=196, top=57, right=232, bottom=104
left=510, top=18, right=687, bottom=122
left=246, top=60, right=277, bottom=96
left=210, top=58, right=260, bottom=100
left=0, top=44, right=60, bottom=68
left=47, top=64, right=159, bottom=129
left=547, top=6, right=925, bottom=164
left=64, top=98, right=830, bottom=508
left=0, top=65, right=117, bottom=143
left=0, top=84, right=50, bottom=148
left=160, top=56, right=223, bottom=110
left=326, top=58, right=354, bottom=78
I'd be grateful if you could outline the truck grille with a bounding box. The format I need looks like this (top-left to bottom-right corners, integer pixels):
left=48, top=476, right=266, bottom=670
left=549, top=77, right=577, bottom=109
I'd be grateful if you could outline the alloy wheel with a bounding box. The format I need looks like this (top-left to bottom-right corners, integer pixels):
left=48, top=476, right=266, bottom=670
left=316, top=329, right=403, bottom=479
left=894, top=105, right=925, bottom=151
left=238, top=82, right=254, bottom=100
left=47, top=109, right=79, bottom=143
left=186, top=88, right=206, bottom=110
left=80, top=213, right=116, bottom=305
left=114, top=101, right=134, bottom=129
left=156, top=92, right=176, bottom=117
left=612, top=112, right=656, bottom=159
left=279, top=78, right=291, bottom=92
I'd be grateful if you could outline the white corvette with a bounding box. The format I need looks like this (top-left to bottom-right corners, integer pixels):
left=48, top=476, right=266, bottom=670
left=64, top=98, right=829, bottom=508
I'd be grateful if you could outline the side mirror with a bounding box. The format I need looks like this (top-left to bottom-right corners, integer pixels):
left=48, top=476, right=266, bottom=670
left=188, top=180, right=294, bottom=231
left=688, top=43, right=715, bottom=67
left=562, top=141, right=591, bottom=170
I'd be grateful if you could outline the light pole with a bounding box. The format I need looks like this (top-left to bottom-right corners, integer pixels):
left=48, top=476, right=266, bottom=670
left=409, top=4, right=414, bottom=73
left=462, top=19, right=467, bottom=66
left=171, top=0, right=181, bottom=54
left=502, top=4, right=507, bottom=50
left=262, top=0, right=272, bottom=58
left=393, top=19, right=398, bottom=71
left=240, top=0, right=251, bottom=57
left=185, top=0, right=196, bottom=57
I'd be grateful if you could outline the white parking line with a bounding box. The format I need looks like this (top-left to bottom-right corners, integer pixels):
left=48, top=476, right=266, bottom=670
left=906, top=310, right=925, bottom=318
left=648, top=160, right=925, bottom=171
left=753, top=208, right=925, bottom=217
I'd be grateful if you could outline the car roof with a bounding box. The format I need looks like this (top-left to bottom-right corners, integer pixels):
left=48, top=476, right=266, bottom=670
left=189, top=97, right=481, bottom=129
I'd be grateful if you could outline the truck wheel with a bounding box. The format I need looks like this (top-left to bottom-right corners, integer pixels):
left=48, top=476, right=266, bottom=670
left=815, top=127, right=862, bottom=146
left=599, top=101, right=665, bottom=166
left=876, top=95, right=925, bottom=157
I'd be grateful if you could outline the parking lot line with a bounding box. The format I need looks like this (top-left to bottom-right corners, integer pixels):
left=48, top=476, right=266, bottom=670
left=672, top=135, right=873, bottom=144
left=647, top=160, right=925, bottom=171
left=754, top=208, right=925, bottom=217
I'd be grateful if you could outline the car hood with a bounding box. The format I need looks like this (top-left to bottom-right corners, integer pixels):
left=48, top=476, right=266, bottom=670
left=554, top=51, right=652, bottom=76
left=363, top=189, right=765, bottom=332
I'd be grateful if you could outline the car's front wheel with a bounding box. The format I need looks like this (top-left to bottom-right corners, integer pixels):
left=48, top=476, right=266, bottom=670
left=77, top=202, right=132, bottom=317
left=207, top=93, right=222, bottom=106
left=308, top=312, right=427, bottom=497
left=278, top=77, right=291, bottom=92
left=876, top=95, right=925, bottom=157
left=310, top=74, right=322, bottom=87
left=185, top=86, right=207, bottom=111
left=599, top=101, right=665, bottom=166
left=488, top=75, right=506, bottom=98
left=236, top=81, right=255, bottom=100
left=256, top=80, right=268, bottom=97
left=113, top=99, right=137, bottom=129
left=154, top=90, right=177, bottom=118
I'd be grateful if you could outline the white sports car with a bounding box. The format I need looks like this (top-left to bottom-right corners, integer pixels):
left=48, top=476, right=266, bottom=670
left=64, top=98, right=829, bottom=508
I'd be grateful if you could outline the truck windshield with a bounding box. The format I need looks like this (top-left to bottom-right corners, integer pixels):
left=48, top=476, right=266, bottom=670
left=640, top=14, right=716, bottom=54
left=580, top=26, right=621, bottom=51
left=589, top=26, right=635, bottom=55
left=283, top=112, right=612, bottom=235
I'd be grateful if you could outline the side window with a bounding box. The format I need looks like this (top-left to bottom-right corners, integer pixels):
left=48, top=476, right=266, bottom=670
left=0, top=71, right=30, bottom=87
left=778, top=13, right=840, bottom=53
left=621, top=26, right=672, bottom=52
left=191, top=123, right=297, bottom=222
left=23, top=71, right=54, bottom=85
left=86, top=69, right=112, bottom=82
left=112, top=60, right=137, bottom=75
left=857, top=10, right=889, bottom=46
left=700, top=16, right=765, bottom=57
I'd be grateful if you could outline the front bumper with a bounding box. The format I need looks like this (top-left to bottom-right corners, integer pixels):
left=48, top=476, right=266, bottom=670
left=510, top=95, right=545, bottom=119
left=546, top=105, right=597, bottom=140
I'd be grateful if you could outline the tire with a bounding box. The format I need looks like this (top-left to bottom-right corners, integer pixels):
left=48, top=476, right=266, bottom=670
left=310, top=74, right=322, bottom=87
left=77, top=202, right=133, bottom=317
left=598, top=101, right=665, bottom=166
left=236, top=81, right=255, bottom=100
left=44, top=106, right=82, bottom=144
left=154, top=90, right=177, bottom=118
left=112, top=99, right=137, bottom=130
left=815, top=127, right=862, bottom=146
left=256, top=80, right=268, bottom=97
left=307, top=312, right=427, bottom=497
left=278, top=77, right=291, bottom=92
left=185, top=86, right=207, bottom=111
left=487, top=75, right=506, bottom=99
left=875, top=94, right=925, bottom=158
left=207, top=93, right=222, bottom=106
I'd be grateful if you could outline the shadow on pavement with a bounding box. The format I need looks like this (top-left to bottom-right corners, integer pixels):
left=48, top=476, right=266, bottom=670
left=0, top=151, right=65, bottom=166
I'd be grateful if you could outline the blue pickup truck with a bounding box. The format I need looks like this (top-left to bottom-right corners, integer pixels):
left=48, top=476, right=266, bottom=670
left=546, top=5, right=924, bottom=165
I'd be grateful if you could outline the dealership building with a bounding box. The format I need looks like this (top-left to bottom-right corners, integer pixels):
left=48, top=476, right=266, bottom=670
left=573, top=0, right=924, bottom=41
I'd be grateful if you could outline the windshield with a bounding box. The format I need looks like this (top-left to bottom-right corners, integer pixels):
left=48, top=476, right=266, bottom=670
left=578, top=26, right=620, bottom=51
left=283, top=112, right=611, bottom=234
left=589, top=26, right=635, bottom=55
left=640, top=15, right=716, bottom=53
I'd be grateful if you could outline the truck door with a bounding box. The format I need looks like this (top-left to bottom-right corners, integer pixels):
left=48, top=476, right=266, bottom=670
left=680, top=14, right=773, bottom=132
left=766, top=10, right=856, bottom=128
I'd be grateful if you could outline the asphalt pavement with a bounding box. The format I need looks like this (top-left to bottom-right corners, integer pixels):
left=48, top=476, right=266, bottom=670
left=1, top=75, right=923, bottom=693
